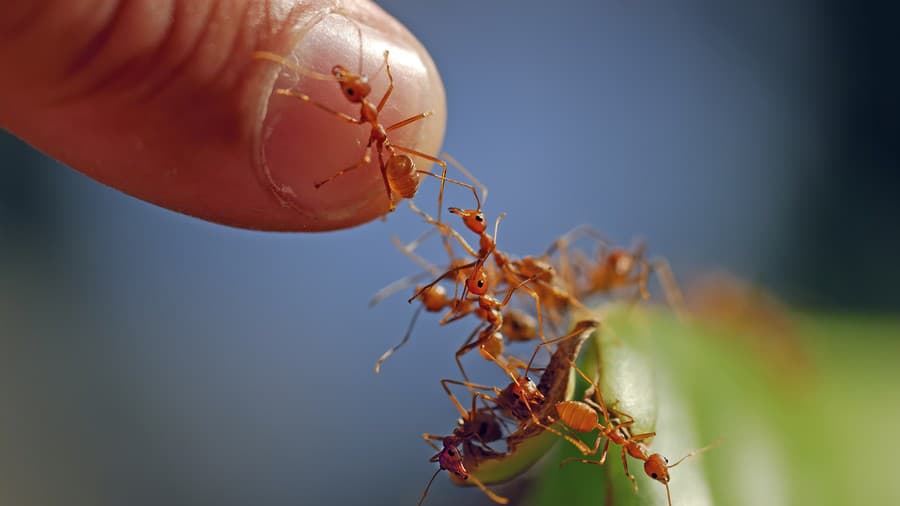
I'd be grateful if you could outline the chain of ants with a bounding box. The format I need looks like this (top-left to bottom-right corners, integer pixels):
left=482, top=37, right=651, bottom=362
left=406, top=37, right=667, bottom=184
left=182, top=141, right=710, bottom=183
left=254, top=28, right=716, bottom=506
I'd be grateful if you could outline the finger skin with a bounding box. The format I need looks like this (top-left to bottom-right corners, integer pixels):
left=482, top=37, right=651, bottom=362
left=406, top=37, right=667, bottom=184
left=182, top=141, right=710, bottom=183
left=0, top=0, right=446, bottom=231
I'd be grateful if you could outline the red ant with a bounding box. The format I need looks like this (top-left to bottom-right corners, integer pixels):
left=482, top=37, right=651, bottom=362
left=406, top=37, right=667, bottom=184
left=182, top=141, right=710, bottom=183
left=253, top=50, right=481, bottom=216
left=446, top=208, right=595, bottom=332
left=420, top=384, right=510, bottom=505
left=438, top=320, right=601, bottom=457
left=418, top=436, right=508, bottom=505
left=552, top=361, right=720, bottom=506
left=547, top=226, right=685, bottom=313
left=422, top=389, right=508, bottom=499
left=401, top=214, right=551, bottom=379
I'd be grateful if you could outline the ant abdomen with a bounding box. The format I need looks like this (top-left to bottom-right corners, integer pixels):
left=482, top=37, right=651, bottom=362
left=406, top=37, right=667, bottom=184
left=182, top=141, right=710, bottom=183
left=502, top=309, right=537, bottom=342
left=417, top=284, right=449, bottom=312
left=556, top=400, right=599, bottom=433
left=386, top=154, right=420, bottom=199
left=477, top=331, right=504, bottom=361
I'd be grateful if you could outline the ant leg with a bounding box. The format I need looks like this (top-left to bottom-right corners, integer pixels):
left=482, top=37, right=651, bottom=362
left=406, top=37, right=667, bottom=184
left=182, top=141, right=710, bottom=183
left=468, top=475, right=509, bottom=505
left=422, top=433, right=443, bottom=451
left=515, top=285, right=547, bottom=363
left=369, top=269, right=434, bottom=307
left=274, top=89, right=361, bottom=124
left=410, top=261, right=477, bottom=303
left=442, top=152, right=488, bottom=208
left=386, top=112, right=434, bottom=133
left=406, top=199, right=479, bottom=260
left=376, top=50, right=394, bottom=112
left=390, top=233, right=445, bottom=275
left=625, top=432, right=656, bottom=445
left=531, top=416, right=593, bottom=455
left=374, top=305, right=424, bottom=373
left=441, top=378, right=500, bottom=416
left=454, top=327, right=487, bottom=382
left=545, top=225, right=610, bottom=256
left=621, top=446, right=639, bottom=492
left=524, top=320, right=599, bottom=377
left=439, top=304, right=477, bottom=325
left=392, top=146, right=465, bottom=233
left=313, top=143, right=373, bottom=188
left=597, top=436, right=612, bottom=464
left=415, top=170, right=483, bottom=215
left=397, top=148, right=483, bottom=214
left=561, top=436, right=609, bottom=467
left=637, top=262, right=651, bottom=300
left=377, top=146, right=395, bottom=210
left=650, top=257, right=687, bottom=317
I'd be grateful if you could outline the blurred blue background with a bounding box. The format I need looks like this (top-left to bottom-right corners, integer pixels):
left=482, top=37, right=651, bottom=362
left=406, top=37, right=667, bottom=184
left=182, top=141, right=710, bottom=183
left=1, top=1, right=897, bottom=505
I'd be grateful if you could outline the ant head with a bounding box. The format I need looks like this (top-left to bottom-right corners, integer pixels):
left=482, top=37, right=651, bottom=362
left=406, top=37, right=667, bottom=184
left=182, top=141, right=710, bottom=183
left=644, top=453, right=670, bottom=484
left=466, top=267, right=489, bottom=296
left=436, top=439, right=468, bottom=480
left=331, top=65, right=371, bottom=103
left=449, top=207, right=487, bottom=235
left=501, top=377, right=544, bottom=419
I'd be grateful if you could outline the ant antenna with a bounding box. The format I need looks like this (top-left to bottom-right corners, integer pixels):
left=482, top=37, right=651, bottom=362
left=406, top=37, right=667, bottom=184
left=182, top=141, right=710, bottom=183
left=416, top=469, right=441, bottom=506
left=354, top=19, right=364, bottom=74
left=374, top=305, right=424, bottom=373
left=668, top=438, right=723, bottom=468
left=253, top=51, right=337, bottom=81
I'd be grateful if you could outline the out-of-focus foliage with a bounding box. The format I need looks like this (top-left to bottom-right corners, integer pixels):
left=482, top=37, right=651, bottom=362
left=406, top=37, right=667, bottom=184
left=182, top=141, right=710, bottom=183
left=521, top=308, right=900, bottom=505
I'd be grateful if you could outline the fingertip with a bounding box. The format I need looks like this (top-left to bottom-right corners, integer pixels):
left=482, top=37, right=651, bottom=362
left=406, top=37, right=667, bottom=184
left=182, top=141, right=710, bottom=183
left=253, top=0, right=446, bottom=231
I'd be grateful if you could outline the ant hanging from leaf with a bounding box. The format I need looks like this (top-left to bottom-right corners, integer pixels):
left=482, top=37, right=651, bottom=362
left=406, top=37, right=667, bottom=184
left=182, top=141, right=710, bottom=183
left=437, top=321, right=602, bottom=458
left=553, top=360, right=721, bottom=506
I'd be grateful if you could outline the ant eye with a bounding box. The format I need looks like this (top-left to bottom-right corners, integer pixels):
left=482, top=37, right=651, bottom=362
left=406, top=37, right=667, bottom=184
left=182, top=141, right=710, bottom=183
left=651, top=473, right=658, bottom=479
left=447, top=449, right=455, bottom=456
left=664, top=457, right=669, bottom=463
left=477, top=280, right=485, bottom=287
left=475, top=214, right=484, bottom=222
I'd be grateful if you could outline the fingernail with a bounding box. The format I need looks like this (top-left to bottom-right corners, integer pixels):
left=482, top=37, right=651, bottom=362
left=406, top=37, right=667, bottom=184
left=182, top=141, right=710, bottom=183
left=255, top=4, right=446, bottom=230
